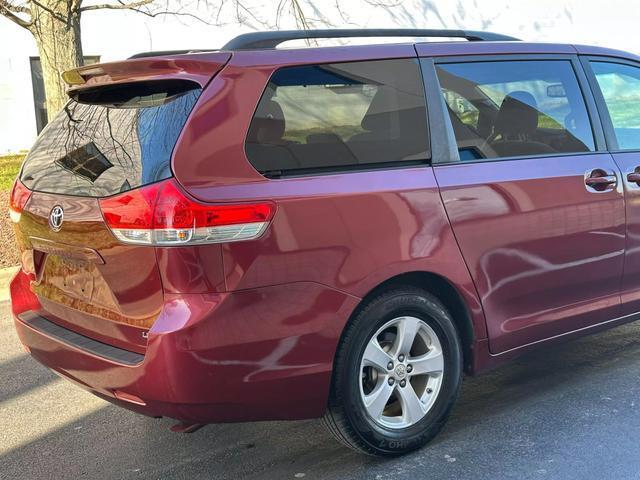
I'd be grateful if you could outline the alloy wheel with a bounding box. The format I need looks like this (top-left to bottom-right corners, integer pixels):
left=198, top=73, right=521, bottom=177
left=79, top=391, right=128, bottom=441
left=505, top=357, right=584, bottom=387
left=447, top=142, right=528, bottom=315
left=359, top=316, right=444, bottom=429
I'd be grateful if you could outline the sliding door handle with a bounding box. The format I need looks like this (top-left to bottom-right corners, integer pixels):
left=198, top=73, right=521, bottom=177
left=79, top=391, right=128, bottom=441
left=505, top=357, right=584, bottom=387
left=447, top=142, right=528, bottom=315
left=585, top=169, right=617, bottom=192
left=628, top=171, right=640, bottom=185
left=586, top=176, right=617, bottom=186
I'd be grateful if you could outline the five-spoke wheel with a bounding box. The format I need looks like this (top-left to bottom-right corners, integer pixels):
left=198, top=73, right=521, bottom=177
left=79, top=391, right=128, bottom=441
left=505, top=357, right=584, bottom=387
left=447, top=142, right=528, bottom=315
left=360, top=316, right=444, bottom=429
left=323, top=287, right=463, bottom=456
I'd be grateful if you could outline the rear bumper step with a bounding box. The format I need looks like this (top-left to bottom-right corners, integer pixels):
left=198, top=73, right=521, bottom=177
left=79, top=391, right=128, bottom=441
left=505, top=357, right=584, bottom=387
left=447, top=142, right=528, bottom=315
left=18, top=311, right=144, bottom=366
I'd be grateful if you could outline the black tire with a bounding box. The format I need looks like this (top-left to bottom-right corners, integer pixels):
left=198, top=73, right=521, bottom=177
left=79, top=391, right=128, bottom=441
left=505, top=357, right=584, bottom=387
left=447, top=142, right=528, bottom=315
left=322, top=286, right=463, bottom=456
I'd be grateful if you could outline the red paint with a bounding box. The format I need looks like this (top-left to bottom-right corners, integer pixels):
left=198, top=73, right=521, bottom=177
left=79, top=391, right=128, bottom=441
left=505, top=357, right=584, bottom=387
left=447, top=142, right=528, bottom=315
left=10, top=40, right=640, bottom=425
left=13, top=191, right=164, bottom=352
left=66, top=52, right=231, bottom=92
left=612, top=153, right=640, bottom=315
left=14, top=282, right=358, bottom=421
left=434, top=155, right=626, bottom=353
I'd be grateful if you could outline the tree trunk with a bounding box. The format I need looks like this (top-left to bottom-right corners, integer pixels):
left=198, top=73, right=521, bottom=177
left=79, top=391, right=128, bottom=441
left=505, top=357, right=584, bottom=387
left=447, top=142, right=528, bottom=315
left=30, top=0, right=84, bottom=121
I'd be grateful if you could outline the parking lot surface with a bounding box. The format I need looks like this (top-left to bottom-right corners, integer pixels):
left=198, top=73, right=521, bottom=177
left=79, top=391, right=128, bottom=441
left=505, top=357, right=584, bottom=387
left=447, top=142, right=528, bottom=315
left=3, top=301, right=640, bottom=479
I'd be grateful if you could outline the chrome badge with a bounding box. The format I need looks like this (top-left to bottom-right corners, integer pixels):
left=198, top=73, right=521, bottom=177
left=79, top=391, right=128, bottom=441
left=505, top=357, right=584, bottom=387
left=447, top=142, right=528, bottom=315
left=49, top=205, right=64, bottom=231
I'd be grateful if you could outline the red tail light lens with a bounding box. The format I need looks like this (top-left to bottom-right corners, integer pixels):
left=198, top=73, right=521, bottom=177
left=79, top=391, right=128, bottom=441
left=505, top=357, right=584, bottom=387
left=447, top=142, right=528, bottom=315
left=99, top=179, right=275, bottom=245
left=9, top=179, right=32, bottom=223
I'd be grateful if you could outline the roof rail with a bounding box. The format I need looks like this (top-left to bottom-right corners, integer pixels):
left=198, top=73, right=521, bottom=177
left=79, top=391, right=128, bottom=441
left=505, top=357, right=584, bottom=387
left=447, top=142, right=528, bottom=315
left=221, top=29, right=519, bottom=50
left=128, top=49, right=217, bottom=59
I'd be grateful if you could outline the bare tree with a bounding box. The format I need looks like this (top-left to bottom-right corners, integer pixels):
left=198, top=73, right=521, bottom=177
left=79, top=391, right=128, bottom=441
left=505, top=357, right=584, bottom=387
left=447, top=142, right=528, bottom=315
left=0, top=0, right=208, bottom=119
left=0, top=0, right=405, bottom=121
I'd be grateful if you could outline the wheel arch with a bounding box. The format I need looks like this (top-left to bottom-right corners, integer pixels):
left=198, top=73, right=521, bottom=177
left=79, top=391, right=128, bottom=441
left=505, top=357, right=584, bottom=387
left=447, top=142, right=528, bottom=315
left=345, top=271, right=477, bottom=374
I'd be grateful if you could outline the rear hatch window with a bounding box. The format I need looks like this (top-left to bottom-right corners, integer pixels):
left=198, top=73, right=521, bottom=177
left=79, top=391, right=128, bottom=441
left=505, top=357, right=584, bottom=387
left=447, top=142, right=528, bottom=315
left=20, top=80, right=201, bottom=197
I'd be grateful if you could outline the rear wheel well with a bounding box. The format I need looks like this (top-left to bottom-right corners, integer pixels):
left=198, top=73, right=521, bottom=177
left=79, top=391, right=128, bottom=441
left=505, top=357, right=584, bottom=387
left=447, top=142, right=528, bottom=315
left=351, top=272, right=475, bottom=373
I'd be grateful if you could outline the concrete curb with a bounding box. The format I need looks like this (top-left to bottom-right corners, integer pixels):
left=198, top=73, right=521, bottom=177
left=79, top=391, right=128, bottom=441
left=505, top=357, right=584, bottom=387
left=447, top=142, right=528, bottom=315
left=0, top=265, right=18, bottom=303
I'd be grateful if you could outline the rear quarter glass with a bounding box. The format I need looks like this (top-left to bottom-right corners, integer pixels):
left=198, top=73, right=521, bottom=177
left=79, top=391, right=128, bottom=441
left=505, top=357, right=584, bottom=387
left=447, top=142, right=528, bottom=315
left=20, top=81, right=201, bottom=197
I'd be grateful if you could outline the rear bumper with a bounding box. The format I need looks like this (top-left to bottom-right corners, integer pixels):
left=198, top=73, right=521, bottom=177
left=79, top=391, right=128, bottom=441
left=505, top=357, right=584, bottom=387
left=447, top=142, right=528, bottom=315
left=11, top=270, right=359, bottom=423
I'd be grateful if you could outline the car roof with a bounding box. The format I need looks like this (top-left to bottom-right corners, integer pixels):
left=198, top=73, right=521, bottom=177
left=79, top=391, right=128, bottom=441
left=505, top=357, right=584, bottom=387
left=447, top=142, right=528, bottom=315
left=130, top=42, right=639, bottom=66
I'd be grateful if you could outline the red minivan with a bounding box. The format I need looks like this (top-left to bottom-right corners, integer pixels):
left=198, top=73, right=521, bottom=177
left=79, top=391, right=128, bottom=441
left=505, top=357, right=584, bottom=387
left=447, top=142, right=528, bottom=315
left=9, top=29, right=640, bottom=455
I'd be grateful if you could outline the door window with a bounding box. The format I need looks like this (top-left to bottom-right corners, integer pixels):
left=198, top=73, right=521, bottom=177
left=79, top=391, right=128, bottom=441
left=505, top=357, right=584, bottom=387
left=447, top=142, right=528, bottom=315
left=435, top=60, right=595, bottom=161
left=591, top=61, right=640, bottom=150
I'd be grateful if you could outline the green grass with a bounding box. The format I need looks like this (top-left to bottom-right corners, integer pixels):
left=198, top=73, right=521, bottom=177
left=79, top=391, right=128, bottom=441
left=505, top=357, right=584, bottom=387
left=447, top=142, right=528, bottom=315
left=0, top=154, right=25, bottom=192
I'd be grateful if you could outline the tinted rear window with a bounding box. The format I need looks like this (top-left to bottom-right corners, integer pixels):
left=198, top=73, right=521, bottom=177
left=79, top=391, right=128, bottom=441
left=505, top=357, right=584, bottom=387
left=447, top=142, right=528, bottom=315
left=20, top=81, right=200, bottom=197
left=245, top=58, right=429, bottom=177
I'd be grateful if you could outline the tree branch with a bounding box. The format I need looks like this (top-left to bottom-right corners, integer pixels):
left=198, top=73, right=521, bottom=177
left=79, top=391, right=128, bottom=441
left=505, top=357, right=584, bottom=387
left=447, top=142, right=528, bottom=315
left=363, top=0, right=405, bottom=6
left=1, top=0, right=29, bottom=13
left=80, top=0, right=214, bottom=25
left=0, top=0, right=32, bottom=28
left=126, top=6, right=213, bottom=24
left=79, top=0, right=154, bottom=12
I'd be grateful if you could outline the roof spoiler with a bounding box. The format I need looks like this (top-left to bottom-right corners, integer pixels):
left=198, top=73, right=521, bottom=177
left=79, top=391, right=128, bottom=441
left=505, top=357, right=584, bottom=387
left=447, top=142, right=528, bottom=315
left=62, top=52, right=231, bottom=93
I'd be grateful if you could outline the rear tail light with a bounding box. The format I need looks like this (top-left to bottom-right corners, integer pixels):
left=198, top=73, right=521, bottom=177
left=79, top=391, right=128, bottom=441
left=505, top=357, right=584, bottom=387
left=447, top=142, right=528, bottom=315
left=8, top=179, right=32, bottom=223
left=99, top=179, right=275, bottom=246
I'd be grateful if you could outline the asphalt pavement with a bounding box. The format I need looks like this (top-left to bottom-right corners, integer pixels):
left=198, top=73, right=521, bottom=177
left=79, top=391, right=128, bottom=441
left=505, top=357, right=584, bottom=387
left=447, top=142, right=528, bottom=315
left=3, top=300, right=640, bottom=479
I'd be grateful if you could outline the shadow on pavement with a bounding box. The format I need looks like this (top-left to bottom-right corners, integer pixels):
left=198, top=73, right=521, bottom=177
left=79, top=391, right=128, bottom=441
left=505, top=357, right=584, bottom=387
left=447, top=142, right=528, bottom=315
left=0, top=353, right=59, bottom=404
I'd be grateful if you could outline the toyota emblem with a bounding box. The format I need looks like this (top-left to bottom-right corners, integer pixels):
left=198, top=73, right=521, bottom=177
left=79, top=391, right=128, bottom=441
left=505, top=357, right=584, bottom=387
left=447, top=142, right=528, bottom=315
left=394, top=364, right=407, bottom=379
left=49, top=205, right=64, bottom=231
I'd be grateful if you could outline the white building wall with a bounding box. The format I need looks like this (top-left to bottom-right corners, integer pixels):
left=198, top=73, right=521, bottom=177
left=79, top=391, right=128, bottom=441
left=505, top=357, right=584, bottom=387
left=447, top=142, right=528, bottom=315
left=0, top=25, right=39, bottom=153
left=0, top=0, right=639, bottom=153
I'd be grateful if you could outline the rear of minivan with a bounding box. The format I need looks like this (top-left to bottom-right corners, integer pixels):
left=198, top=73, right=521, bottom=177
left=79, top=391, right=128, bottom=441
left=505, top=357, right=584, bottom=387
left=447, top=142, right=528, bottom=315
left=10, top=48, right=367, bottom=424
left=12, top=70, right=208, bottom=354
left=9, top=52, right=282, bottom=421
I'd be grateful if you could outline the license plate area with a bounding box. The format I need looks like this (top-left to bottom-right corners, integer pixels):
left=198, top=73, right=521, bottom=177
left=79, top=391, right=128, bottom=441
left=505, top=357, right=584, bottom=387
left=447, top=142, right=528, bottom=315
left=26, top=237, right=104, bottom=301
left=43, top=255, right=96, bottom=301
left=61, top=257, right=95, bottom=300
